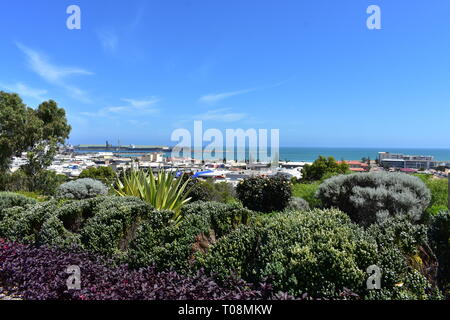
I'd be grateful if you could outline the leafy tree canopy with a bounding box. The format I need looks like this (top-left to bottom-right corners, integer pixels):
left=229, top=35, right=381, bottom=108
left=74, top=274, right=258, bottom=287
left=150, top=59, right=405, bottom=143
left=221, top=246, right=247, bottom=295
left=301, top=156, right=349, bottom=182
left=0, top=91, right=71, bottom=173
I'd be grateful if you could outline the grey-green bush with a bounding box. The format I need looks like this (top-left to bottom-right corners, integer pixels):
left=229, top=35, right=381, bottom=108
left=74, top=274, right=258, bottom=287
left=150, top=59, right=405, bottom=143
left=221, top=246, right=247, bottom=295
left=286, top=197, right=310, bottom=211
left=57, top=178, right=108, bottom=200
left=316, top=172, right=431, bottom=226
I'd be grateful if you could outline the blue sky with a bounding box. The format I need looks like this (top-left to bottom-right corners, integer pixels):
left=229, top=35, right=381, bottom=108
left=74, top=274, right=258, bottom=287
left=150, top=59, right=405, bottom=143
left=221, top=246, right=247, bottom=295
left=1, top=0, right=450, bottom=148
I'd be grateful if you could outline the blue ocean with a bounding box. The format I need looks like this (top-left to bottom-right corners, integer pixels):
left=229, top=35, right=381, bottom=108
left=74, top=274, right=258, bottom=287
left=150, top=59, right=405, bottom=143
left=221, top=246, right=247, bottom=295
left=277, top=147, right=450, bottom=162
left=76, top=147, right=450, bottom=162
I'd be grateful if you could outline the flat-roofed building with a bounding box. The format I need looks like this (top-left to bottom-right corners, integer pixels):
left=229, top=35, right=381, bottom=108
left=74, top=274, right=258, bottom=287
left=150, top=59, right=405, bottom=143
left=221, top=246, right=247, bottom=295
left=378, top=152, right=434, bottom=169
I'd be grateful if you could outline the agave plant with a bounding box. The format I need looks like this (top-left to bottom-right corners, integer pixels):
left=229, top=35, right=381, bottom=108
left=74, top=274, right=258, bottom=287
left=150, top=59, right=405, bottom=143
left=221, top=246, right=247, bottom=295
left=115, top=170, right=192, bottom=221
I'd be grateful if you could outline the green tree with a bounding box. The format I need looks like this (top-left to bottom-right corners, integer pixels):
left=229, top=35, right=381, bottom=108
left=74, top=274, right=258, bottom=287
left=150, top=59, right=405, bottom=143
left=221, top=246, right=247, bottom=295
left=0, top=92, right=71, bottom=192
left=79, top=166, right=117, bottom=186
left=0, top=92, right=41, bottom=171
left=301, top=156, right=349, bottom=182
left=22, top=100, right=71, bottom=178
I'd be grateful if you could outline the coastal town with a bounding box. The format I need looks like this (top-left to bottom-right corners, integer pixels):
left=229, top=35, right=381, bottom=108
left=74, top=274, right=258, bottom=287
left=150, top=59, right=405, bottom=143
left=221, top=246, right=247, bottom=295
left=9, top=144, right=450, bottom=184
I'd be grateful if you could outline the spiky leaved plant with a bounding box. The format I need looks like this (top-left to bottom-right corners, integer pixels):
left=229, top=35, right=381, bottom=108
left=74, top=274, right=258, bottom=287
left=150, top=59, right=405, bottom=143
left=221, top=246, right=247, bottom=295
left=115, top=169, right=192, bottom=222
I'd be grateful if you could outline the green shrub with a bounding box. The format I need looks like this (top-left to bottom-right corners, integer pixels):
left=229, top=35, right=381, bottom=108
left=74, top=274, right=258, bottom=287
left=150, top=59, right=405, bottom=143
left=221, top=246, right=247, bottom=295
left=0, top=192, right=37, bottom=216
left=183, top=177, right=211, bottom=202
left=316, top=172, right=431, bottom=226
left=414, top=174, right=448, bottom=216
left=0, top=196, right=153, bottom=261
left=209, top=181, right=236, bottom=203
left=199, top=208, right=378, bottom=297
left=199, top=210, right=377, bottom=296
left=236, top=175, right=292, bottom=213
left=300, top=156, right=350, bottom=182
left=182, top=177, right=236, bottom=203
left=286, top=197, right=310, bottom=211
left=14, top=191, right=49, bottom=202
left=182, top=201, right=253, bottom=238
left=126, top=201, right=253, bottom=272
left=79, top=166, right=117, bottom=186
left=32, top=170, right=68, bottom=196
left=79, top=196, right=153, bottom=259
left=200, top=208, right=438, bottom=299
left=57, top=178, right=108, bottom=200
left=292, top=182, right=321, bottom=208
left=427, top=211, right=450, bottom=295
left=0, top=200, right=59, bottom=243
left=366, top=217, right=441, bottom=300
left=0, top=170, right=29, bottom=192
left=126, top=211, right=211, bottom=272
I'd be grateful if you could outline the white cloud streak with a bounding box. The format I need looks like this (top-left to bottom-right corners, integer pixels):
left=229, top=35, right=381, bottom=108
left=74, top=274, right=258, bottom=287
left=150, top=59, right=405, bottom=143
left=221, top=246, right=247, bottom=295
left=193, top=108, right=247, bottom=122
left=0, top=82, right=48, bottom=101
left=80, top=97, right=160, bottom=118
left=198, top=88, right=256, bottom=105
left=16, top=42, right=93, bottom=102
left=97, top=29, right=119, bottom=52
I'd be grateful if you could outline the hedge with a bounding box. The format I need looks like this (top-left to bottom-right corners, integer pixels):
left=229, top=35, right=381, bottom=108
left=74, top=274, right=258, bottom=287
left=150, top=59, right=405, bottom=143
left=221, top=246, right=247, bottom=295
left=199, top=208, right=440, bottom=299
left=0, top=192, right=37, bottom=218
left=126, top=201, right=254, bottom=272
left=0, top=196, right=153, bottom=261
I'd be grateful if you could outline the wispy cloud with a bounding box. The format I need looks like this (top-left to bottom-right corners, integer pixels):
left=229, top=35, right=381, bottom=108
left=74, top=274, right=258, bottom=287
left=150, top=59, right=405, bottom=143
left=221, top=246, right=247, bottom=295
left=128, top=3, right=146, bottom=30
left=198, top=79, right=292, bottom=105
left=193, top=108, right=247, bottom=122
left=198, top=88, right=256, bottom=105
left=16, top=42, right=93, bottom=102
left=97, top=29, right=119, bottom=53
left=122, top=97, right=160, bottom=109
left=81, top=97, right=160, bottom=118
left=0, top=82, right=47, bottom=102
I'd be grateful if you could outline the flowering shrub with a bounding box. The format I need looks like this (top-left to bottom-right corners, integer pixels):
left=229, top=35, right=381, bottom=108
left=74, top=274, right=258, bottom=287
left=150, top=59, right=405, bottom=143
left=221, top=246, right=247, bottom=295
left=0, top=196, right=153, bottom=259
left=199, top=208, right=439, bottom=299
left=236, top=175, right=292, bottom=213
left=0, top=240, right=290, bottom=300
left=0, top=196, right=252, bottom=273
left=57, top=178, right=108, bottom=200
